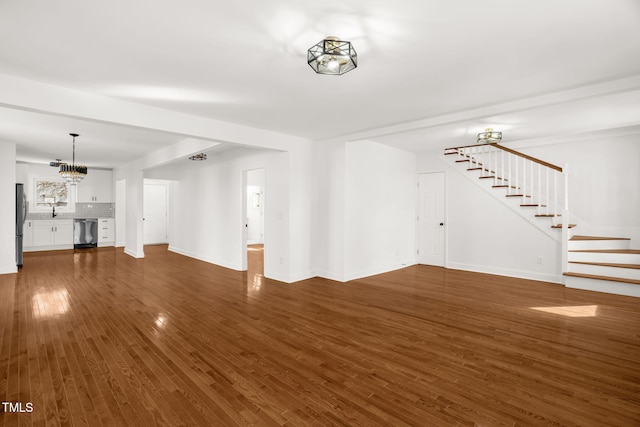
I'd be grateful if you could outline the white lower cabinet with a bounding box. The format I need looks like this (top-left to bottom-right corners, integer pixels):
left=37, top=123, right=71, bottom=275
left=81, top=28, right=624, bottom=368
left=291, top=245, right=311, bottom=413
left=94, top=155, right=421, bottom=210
left=24, top=218, right=114, bottom=251
left=30, top=220, right=73, bottom=250
left=23, top=220, right=34, bottom=248
left=98, top=218, right=115, bottom=246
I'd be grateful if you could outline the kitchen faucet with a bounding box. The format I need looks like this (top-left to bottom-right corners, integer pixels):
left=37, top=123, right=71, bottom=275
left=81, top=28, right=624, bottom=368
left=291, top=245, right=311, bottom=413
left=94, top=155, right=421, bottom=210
left=52, top=206, right=57, bottom=218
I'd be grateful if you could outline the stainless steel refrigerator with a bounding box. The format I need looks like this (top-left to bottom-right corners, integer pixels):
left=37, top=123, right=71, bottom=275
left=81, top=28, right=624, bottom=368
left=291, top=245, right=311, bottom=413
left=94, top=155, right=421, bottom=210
left=16, top=183, right=26, bottom=267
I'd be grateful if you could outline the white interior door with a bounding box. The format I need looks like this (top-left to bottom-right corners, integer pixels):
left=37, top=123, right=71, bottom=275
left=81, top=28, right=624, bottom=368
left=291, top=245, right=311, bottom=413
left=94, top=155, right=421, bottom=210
left=418, top=172, right=445, bottom=266
left=143, top=184, right=167, bottom=244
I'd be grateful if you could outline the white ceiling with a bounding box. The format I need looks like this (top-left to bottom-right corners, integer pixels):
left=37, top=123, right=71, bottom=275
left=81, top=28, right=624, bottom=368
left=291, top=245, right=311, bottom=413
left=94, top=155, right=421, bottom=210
left=1, top=0, right=639, bottom=168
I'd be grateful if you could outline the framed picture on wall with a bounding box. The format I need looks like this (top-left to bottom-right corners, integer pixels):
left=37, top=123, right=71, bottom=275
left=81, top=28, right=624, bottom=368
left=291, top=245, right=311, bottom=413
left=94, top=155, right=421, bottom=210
left=34, top=178, right=70, bottom=210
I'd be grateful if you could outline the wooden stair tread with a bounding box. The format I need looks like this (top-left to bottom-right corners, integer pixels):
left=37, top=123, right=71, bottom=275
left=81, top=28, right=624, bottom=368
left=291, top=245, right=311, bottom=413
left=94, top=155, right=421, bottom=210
left=570, top=235, right=630, bottom=241
left=551, top=224, right=577, bottom=228
left=563, top=272, right=640, bottom=285
left=569, top=249, right=640, bottom=254
left=569, top=261, right=640, bottom=270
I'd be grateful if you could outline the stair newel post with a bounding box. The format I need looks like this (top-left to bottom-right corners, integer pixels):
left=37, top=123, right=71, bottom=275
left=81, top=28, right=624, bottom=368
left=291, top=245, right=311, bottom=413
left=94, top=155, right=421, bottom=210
left=561, top=163, right=570, bottom=274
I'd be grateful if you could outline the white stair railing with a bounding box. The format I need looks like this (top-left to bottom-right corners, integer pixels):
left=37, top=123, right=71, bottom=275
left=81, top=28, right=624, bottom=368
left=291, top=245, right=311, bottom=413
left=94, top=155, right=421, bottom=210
left=448, top=143, right=568, bottom=221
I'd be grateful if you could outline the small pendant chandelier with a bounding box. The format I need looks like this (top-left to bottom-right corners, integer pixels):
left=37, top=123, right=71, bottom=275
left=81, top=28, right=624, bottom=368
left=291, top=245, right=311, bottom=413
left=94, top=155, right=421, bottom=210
left=477, top=128, right=502, bottom=144
left=307, top=36, right=357, bottom=75
left=59, top=133, right=87, bottom=185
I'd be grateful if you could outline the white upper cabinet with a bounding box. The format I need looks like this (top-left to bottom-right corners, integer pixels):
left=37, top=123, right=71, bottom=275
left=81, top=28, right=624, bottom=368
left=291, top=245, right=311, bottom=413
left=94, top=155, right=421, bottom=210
left=76, top=169, right=113, bottom=203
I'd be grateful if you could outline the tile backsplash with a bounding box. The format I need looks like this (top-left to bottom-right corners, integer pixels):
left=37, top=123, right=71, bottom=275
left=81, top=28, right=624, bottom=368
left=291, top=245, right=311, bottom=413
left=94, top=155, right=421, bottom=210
left=27, top=202, right=115, bottom=220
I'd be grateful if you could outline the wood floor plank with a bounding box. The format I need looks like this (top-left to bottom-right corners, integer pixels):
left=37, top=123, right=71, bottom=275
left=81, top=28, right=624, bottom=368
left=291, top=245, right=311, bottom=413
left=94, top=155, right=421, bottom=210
left=1, top=245, right=639, bottom=426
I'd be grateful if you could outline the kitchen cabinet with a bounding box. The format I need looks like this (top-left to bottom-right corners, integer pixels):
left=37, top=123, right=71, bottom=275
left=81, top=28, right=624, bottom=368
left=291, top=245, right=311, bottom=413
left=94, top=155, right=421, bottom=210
left=23, top=220, right=34, bottom=248
left=32, top=220, right=73, bottom=249
left=76, top=169, right=113, bottom=203
left=98, top=218, right=115, bottom=246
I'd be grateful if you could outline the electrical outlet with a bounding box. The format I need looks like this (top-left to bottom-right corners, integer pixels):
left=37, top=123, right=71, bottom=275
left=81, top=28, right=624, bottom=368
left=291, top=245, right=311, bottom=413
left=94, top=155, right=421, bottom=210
left=537, top=256, right=543, bottom=265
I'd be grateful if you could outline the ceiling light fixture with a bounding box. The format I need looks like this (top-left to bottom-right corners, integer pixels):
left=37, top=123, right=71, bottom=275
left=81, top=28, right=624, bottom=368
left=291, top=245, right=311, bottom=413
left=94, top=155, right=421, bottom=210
left=59, top=133, right=87, bottom=185
left=189, top=153, right=207, bottom=161
left=477, top=128, right=502, bottom=144
left=307, top=36, right=357, bottom=75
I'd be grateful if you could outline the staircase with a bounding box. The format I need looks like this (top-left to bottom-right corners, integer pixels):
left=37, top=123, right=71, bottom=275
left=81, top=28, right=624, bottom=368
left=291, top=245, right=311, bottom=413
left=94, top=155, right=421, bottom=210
left=565, top=236, right=640, bottom=297
left=444, top=143, right=640, bottom=297
left=444, top=143, right=570, bottom=234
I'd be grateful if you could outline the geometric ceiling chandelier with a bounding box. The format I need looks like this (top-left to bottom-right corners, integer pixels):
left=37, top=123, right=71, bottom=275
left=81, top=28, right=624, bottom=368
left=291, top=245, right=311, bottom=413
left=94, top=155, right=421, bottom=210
left=477, top=128, right=502, bottom=144
left=307, top=36, right=357, bottom=75
left=59, top=133, right=88, bottom=185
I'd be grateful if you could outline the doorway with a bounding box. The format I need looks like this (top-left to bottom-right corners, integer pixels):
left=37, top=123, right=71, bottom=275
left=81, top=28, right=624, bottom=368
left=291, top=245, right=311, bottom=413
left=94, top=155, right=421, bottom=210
left=143, top=181, right=168, bottom=245
left=244, top=168, right=265, bottom=275
left=418, top=172, right=445, bottom=266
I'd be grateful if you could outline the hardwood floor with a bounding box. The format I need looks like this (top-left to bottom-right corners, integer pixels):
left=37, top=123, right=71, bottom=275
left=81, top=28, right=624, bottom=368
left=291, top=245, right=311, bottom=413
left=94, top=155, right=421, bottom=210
left=2, top=246, right=639, bottom=426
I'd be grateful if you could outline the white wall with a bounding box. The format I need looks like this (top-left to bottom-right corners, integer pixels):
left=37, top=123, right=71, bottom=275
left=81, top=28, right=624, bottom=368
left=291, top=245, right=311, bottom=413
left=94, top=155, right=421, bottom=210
left=124, top=169, right=144, bottom=258
left=164, top=151, right=250, bottom=270
left=115, top=179, right=126, bottom=247
left=313, top=140, right=346, bottom=280
left=154, top=148, right=302, bottom=281
left=449, top=163, right=560, bottom=281
left=344, top=140, right=417, bottom=280
left=315, top=140, right=417, bottom=281
left=0, top=142, right=17, bottom=274
left=286, top=146, right=314, bottom=282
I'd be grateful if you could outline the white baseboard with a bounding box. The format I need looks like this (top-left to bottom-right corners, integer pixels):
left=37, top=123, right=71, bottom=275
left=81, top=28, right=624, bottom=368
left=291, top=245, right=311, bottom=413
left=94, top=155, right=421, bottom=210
left=316, top=270, right=346, bottom=282
left=345, top=260, right=417, bottom=282
left=446, top=262, right=562, bottom=284
left=124, top=247, right=144, bottom=258
left=0, top=264, right=18, bottom=275
left=315, top=260, right=417, bottom=283
left=24, top=244, right=73, bottom=252
left=168, top=246, right=242, bottom=271
left=287, top=271, right=315, bottom=283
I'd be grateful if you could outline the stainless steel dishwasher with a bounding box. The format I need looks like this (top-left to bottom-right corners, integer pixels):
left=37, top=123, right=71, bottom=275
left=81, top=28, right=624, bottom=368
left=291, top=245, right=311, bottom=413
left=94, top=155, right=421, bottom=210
left=73, top=218, right=98, bottom=248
